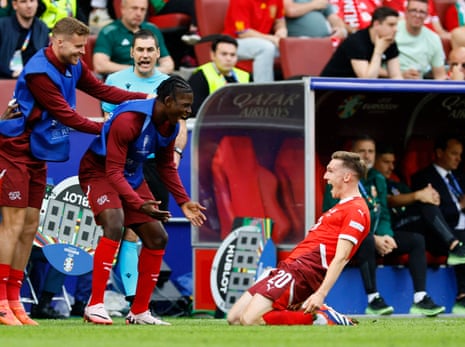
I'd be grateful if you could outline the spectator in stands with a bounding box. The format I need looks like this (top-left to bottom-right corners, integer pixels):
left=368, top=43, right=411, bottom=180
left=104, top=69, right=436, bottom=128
left=321, top=6, right=403, bottom=78
left=93, top=0, right=174, bottom=76
left=284, top=0, right=348, bottom=41
left=448, top=46, right=465, bottom=80
left=374, top=144, right=465, bottom=265
left=329, top=0, right=382, bottom=33
left=411, top=135, right=465, bottom=314
left=384, top=0, right=451, bottom=40
left=0, top=0, right=12, bottom=16
left=395, top=0, right=447, bottom=79
left=223, top=0, right=287, bottom=82
left=0, top=0, right=49, bottom=79
left=188, top=35, right=251, bottom=117
left=100, top=29, right=172, bottom=305
left=323, top=135, right=445, bottom=316
left=37, top=0, right=88, bottom=30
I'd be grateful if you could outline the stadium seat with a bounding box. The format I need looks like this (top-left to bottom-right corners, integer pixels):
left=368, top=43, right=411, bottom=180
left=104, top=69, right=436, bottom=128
left=274, top=138, right=305, bottom=242
left=400, top=136, right=434, bottom=186
left=211, top=136, right=291, bottom=243
left=279, top=37, right=335, bottom=79
left=148, top=13, right=191, bottom=34
left=193, top=0, right=232, bottom=66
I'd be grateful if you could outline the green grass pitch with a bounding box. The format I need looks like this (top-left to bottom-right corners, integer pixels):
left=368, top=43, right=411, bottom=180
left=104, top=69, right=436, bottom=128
left=1, top=316, right=464, bottom=347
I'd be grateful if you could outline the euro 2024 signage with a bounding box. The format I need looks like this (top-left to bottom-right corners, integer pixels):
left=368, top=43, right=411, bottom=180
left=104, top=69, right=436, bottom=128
left=36, top=176, right=102, bottom=275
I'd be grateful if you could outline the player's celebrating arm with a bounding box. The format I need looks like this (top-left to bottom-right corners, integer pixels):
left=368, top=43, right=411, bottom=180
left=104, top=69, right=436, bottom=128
left=227, top=151, right=370, bottom=326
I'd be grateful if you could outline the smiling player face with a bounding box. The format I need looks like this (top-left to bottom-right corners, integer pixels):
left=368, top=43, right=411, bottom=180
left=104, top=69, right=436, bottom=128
left=54, top=33, right=88, bottom=65
left=165, top=92, right=193, bottom=125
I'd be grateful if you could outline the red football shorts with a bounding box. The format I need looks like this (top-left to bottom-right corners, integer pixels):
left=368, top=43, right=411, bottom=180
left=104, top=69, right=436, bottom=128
left=248, top=255, right=325, bottom=310
left=80, top=174, right=156, bottom=227
left=0, top=154, right=46, bottom=209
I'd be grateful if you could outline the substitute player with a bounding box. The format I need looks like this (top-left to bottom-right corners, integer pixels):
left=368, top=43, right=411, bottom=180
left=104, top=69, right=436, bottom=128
left=79, top=75, right=206, bottom=325
left=0, top=17, right=147, bottom=326
left=227, top=151, right=370, bottom=326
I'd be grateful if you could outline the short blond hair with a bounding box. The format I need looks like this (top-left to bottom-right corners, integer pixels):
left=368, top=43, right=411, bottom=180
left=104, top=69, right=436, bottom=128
left=51, top=17, right=89, bottom=37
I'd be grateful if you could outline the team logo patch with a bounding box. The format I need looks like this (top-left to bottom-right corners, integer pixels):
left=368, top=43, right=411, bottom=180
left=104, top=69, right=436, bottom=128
left=97, top=194, right=110, bottom=206
left=8, top=191, right=21, bottom=200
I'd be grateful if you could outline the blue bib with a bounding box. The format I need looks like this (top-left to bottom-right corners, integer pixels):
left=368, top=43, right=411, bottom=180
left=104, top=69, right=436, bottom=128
left=3, top=48, right=82, bottom=161
left=89, top=98, right=179, bottom=188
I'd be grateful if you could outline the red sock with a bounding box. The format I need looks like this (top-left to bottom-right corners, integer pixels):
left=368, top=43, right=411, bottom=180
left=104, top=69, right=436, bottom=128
left=130, top=248, right=164, bottom=314
left=6, top=268, right=24, bottom=302
left=263, top=310, right=314, bottom=325
left=88, top=237, right=119, bottom=306
left=0, top=264, right=10, bottom=301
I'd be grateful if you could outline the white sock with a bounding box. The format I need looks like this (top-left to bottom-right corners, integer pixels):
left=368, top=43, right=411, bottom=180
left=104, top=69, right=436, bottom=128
left=368, top=292, right=380, bottom=304
left=414, top=291, right=427, bottom=304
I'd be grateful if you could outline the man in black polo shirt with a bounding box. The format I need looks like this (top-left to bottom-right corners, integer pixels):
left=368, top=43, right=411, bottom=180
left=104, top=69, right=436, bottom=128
left=321, top=6, right=402, bottom=79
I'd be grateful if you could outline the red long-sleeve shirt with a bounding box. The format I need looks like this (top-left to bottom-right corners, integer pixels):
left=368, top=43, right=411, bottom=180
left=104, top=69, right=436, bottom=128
left=80, top=112, right=190, bottom=210
left=0, top=46, right=147, bottom=163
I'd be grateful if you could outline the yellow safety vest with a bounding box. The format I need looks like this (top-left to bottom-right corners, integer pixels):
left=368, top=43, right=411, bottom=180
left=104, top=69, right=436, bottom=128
left=41, top=0, right=77, bottom=29
left=197, top=62, right=249, bottom=94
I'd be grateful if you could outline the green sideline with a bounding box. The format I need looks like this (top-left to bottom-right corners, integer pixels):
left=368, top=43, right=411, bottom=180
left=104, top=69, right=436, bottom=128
left=0, top=317, right=464, bottom=347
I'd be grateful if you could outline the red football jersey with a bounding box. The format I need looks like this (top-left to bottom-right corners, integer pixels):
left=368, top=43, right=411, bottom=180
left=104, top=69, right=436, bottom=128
left=329, top=0, right=382, bottom=31
left=286, top=196, right=370, bottom=268
left=223, top=0, right=285, bottom=37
